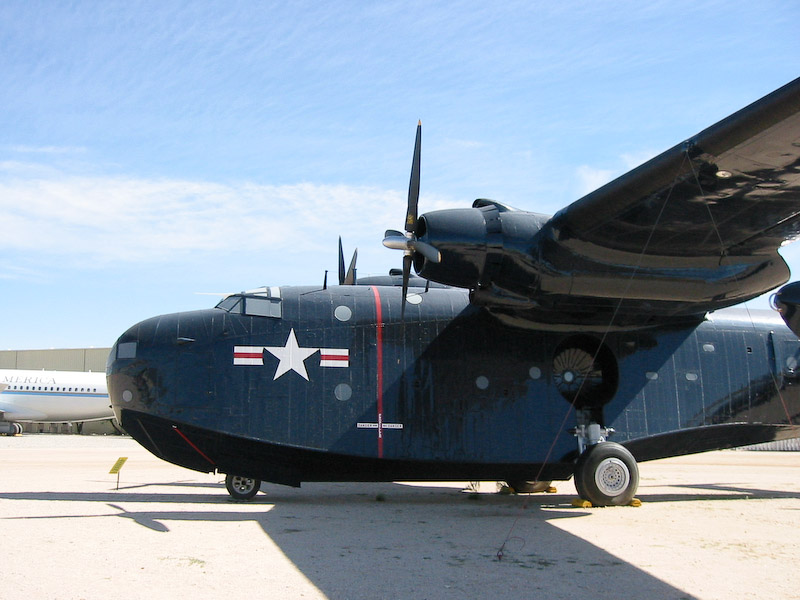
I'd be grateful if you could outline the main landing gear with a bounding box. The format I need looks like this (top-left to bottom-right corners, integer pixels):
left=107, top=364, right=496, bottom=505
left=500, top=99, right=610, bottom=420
left=572, top=423, right=639, bottom=506
left=225, top=474, right=262, bottom=500
left=0, top=422, right=23, bottom=436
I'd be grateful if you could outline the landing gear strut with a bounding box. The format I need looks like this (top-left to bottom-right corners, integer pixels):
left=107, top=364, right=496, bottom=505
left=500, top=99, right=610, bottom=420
left=572, top=422, right=639, bottom=506
left=225, top=474, right=261, bottom=500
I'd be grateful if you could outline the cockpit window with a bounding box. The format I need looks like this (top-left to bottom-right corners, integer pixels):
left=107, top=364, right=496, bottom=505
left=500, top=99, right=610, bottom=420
left=216, top=294, right=282, bottom=318
left=243, top=296, right=282, bottom=318
left=216, top=296, right=242, bottom=312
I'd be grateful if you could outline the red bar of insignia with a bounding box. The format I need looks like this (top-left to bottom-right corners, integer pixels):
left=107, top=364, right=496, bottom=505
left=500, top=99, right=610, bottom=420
left=320, top=348, right=349, bottom=368
left=233, top=346, right=264, bottom=366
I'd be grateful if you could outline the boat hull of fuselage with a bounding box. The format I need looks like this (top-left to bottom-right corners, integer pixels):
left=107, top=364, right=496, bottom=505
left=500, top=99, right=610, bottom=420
left=118, top=408, right=576, bottom=486
left=107, top=287, right=800, bottom=486
left=118, top=406, right=800, bottom=487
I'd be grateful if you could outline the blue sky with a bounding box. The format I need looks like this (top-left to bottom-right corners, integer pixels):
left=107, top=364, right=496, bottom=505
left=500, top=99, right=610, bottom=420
left=1, top=1, right=799, bottom=350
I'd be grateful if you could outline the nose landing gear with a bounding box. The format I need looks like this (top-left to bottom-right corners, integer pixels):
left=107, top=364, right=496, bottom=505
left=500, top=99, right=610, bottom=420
left=225, top=474, right=262, bottom=500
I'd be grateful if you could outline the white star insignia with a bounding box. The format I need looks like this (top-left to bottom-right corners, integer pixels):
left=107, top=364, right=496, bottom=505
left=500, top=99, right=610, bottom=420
left=264, top=329, right=319, bottom=381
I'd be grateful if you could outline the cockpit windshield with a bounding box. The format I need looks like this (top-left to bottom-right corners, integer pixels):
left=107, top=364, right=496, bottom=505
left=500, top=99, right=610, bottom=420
left=216, top=288, right=282, bottom=318
left=216, top=296, right=242, bottom=312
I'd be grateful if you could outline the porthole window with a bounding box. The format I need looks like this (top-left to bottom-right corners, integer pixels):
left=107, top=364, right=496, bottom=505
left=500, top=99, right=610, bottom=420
left=334, top=383, right=352, bottom=401
left=334, top=306, right=352, bottom=322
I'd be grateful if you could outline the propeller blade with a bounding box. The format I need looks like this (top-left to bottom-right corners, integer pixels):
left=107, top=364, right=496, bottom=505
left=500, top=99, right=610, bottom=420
left=401, top=254, right=412, bottom=318
left=405, top=121, right=421, bottom=233
left=338, top=237, right=345, bottom=285
left=344, top=248, right=358, bottom=285
left=410, top=240, right=441, bottom=263
left=384, top=121, right=437, bottom=317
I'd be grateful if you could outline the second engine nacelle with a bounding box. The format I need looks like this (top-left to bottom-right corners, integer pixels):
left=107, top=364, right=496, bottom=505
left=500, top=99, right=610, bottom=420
left=413, top=199, right=550, bottom=294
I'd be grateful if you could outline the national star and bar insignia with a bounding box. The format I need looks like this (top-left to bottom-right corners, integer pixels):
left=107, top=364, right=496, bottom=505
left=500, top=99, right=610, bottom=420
left=233, top=329, right=349, bottom=381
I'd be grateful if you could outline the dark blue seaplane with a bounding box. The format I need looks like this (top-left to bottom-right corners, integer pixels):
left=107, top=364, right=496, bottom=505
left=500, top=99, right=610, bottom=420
left=108, top=78, right=800, bottom=506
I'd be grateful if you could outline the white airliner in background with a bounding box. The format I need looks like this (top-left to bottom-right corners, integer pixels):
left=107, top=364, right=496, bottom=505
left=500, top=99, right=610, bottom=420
left=0, top=369, right=113, bottom=435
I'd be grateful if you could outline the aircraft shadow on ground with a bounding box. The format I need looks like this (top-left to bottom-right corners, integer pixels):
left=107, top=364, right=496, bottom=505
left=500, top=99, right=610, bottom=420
left=636, top=481, right=800, bottom=503
left=0, top=480, right=705, bottom=599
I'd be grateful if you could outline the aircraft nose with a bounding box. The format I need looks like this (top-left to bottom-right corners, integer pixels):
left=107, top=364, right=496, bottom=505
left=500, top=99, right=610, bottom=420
left=108, top=309, right=219, bottom=425
left=107, top=314, right=170, bottom=424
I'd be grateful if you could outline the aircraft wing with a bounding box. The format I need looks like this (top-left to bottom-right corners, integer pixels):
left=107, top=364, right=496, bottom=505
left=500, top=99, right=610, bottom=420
left=398, top=78, right=800, bottom=327
left=488, top=77, right=800, bottom=326
left=549, top=77, right=800, bottom=262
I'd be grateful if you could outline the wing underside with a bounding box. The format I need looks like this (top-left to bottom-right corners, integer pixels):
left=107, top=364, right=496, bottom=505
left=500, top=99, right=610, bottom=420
left=553, top=77, right=800, bottom=256
left=526, top=77, right=800, bottom=324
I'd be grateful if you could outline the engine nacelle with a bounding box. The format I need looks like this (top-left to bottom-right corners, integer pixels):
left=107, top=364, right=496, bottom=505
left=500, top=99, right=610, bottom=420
left=0, top=421, right=23, bottom=435
left=774, top=281, right=800, bottom=338
left=413, top=200, right=550, bottom=296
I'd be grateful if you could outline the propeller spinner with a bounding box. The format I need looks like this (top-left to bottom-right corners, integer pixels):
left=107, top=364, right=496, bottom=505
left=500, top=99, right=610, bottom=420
left=382, top=121, right=441, bottom=314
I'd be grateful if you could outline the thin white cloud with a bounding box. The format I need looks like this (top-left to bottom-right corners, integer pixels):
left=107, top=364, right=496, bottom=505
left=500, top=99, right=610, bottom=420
left=446, top=138, right=486, bottom=150
left=574, top=149, right=660, bottom=197
left=0, top=170, right=461, bottom=269
left=7, top=145, right=87, bottom=154
left=621, top=150, right=659, bottom=170
left=0, top=264, right=45, bottom=281
left=575, top=165, right=616, bottom=196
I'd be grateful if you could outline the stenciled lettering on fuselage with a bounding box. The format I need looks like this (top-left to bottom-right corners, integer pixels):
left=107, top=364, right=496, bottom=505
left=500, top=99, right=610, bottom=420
left=233, top=328, right=349, bottom=381
left=1, top=374, right=57, bottom=385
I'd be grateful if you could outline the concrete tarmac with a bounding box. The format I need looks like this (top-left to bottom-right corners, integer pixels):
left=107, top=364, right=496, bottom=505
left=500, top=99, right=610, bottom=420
left=1, top=435, right=799, bottom=600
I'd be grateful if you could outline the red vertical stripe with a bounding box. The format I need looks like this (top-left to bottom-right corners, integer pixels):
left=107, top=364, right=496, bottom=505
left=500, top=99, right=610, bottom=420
left=371, top=286, right=384, bottom=458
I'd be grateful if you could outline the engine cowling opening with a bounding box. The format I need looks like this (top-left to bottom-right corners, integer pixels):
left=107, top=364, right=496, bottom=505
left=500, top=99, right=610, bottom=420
left=413, top=208, right=491, bottom=288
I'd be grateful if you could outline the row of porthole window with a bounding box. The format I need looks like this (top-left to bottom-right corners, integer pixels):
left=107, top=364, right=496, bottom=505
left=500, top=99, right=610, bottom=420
left=8, top=385, right=100, bottom=393
left=330, top=366, right=702, bottom=402
left=486, top=371, right=703, bottom=387
left=333, top=296, right=425, bottom=323
left=326, top=340, right=724, bottom=398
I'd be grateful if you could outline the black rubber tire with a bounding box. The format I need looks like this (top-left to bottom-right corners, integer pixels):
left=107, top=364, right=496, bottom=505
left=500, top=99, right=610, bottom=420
left=225, top=474, right=261, bottom=500
left=506, top=480, right=553, bottom=493
left=572, top=453, right=589, bottom=500
left=574, top=442, right=638, bottom=506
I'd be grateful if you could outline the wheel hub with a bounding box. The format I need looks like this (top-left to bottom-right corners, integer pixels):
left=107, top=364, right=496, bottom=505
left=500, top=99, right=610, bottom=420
left=232, top=476, right=256, bottom=493
left=594, top=457, right=629, bottom=496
